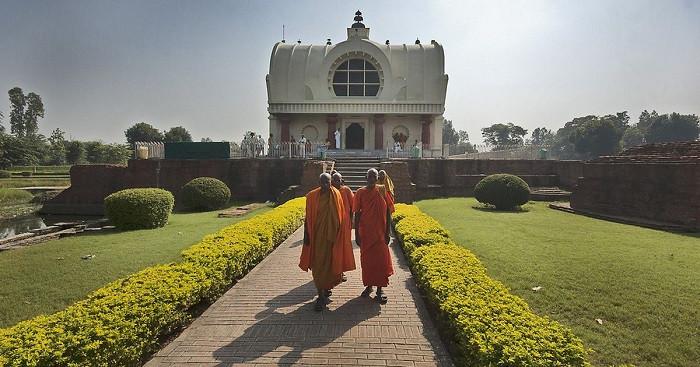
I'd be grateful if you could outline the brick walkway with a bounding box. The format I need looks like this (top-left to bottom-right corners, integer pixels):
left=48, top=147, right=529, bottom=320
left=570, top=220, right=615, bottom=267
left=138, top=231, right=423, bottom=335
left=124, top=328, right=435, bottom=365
left=146, top=227, right=453, bottom=367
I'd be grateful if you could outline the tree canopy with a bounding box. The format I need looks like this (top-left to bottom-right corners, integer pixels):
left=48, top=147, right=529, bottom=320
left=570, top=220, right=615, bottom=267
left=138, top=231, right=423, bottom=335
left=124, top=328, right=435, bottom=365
left=8, top=87, right=44, bottom=138
left=164, top=126, right=193, bottom=143
left=644, top=113, right=699, bottom=144
left=125, top=122, right=164, bottom=147
left=481, top=123, right=528, bottom=147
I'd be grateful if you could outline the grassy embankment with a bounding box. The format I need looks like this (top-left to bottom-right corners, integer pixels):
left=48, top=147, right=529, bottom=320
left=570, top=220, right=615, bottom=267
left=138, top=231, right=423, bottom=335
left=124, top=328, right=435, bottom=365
left=0, top=203, right=271, bottom=327
left=417, top=198, right=700, bottom=367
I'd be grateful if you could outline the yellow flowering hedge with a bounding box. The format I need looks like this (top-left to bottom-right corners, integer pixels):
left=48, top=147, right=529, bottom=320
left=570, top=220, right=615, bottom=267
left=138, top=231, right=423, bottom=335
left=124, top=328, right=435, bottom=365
left=393, top=204, right=590, bottom=367
left=0, top=198, right=305, bottom=366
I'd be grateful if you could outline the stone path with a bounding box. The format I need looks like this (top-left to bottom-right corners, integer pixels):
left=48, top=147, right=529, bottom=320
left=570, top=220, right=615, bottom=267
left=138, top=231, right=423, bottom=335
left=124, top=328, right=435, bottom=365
left=146, top=227, right=453, bottom=367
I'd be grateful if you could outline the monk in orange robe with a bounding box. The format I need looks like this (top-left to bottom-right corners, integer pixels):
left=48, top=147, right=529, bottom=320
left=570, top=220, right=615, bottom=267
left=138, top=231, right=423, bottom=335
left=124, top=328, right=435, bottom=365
left=354, top=168, right=395, bottom=303
left=299, top=173, right=346, bottom=311
left=377, top=170, right=395, bottom=206
left=331, top=172, right=356, bottom=282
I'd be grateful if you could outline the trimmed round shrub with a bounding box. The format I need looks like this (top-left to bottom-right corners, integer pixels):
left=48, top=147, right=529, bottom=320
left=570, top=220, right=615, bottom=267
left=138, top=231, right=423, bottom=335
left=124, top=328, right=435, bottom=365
left=474, top=174, right=530, bottom=210
left=181, top=177, right=231, bottom=211
left=0, top=170, right=10, bottom=178
left=104, top=188, right=174, bottom=230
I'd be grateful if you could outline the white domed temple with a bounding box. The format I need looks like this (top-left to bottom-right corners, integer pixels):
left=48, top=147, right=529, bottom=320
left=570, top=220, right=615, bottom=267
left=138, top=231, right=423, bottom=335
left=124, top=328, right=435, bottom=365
left=266, top=11, right=448, bottom=155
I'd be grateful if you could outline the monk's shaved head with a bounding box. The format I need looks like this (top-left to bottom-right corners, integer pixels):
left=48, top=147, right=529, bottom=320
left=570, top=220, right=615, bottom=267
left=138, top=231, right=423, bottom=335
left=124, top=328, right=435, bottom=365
left=366, top=168, right=378, bottom=186
left=331, top=172, right=343, bottom=189
left=319, top=173, right=332, bottom=192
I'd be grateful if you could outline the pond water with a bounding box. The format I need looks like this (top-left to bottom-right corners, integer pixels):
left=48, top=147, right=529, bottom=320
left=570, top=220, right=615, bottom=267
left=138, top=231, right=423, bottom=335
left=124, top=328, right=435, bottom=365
left=0, top=213, right=101, bottom=239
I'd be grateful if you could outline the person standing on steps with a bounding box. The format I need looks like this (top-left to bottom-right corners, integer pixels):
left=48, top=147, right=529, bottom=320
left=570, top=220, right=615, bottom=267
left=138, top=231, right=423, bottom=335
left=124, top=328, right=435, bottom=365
left=335, top=128, right=341, bottom=149
left=353, top=168, right=394, bottom=303
left=332, top=172, right=356, bottom=283
left=299, top=173, right=345, bottom=311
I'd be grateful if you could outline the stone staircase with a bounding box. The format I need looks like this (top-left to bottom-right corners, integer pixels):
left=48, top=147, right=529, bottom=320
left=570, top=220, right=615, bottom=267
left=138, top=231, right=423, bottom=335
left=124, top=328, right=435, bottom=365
left=529, top=187, right=571, bottom=201
left=331, top=157, right=381, bottom=191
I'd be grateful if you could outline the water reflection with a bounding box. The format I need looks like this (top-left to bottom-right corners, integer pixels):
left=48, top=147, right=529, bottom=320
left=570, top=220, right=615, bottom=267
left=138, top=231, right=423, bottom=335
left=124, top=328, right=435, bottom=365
left=0, top=214, right=101, bottom=239
left=0, top=215, right=47, bottom=238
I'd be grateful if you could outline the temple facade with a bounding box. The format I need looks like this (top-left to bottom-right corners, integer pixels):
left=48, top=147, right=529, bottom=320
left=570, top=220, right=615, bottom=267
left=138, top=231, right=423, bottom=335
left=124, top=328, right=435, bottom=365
left=266, top=11, right=448, bottom=154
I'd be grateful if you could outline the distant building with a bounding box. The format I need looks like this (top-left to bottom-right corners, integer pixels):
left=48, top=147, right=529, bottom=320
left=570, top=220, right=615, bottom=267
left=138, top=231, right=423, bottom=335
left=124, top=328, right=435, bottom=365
left=266, top=11, right=448, bottom=154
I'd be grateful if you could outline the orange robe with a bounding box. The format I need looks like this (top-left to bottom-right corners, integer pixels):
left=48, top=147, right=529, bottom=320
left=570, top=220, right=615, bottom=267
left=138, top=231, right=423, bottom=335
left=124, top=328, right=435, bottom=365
left=353, top=186, right=395, bottom=287
left=299, top=187, right=345, bottom=290
left=337, top=185, right=356, bottom=273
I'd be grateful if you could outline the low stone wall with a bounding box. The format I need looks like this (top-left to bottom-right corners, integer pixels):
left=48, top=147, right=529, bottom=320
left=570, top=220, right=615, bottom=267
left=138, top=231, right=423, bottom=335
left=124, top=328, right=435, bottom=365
left=395, top=159, right=583, bottom=200
left=42, top=158, right=584, bottom=215
left=570, top=162, right=700, bottom=229
left=42, top=159, right=305, bottom=215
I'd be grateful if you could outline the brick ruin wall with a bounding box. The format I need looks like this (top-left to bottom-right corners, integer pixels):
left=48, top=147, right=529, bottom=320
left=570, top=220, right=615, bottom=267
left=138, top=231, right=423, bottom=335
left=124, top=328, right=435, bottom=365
left=43, top=158, right=583, bottom=215
left=397, top=159, right=584, bottom=201
left=42, top=159, right=305, bottom=215
left=571, top=141, right=700, bottom=229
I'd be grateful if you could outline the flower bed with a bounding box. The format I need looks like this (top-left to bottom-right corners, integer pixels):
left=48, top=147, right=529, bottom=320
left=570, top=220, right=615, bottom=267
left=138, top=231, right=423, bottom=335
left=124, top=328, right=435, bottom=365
left=392, top=203, right=590, bottom=367
left=0, top=198, right=305, bottom=366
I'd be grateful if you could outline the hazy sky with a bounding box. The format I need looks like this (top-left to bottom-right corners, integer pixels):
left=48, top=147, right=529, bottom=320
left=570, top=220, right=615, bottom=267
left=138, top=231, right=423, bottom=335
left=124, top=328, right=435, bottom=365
left=1, top=0, right=699, bottom=144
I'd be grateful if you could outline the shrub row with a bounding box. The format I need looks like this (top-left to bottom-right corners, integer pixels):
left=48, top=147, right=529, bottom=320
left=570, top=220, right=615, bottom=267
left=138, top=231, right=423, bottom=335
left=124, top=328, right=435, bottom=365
left=0, top=171, right=10, bottom=179
left=392, top=204, right=589, bottom=367
left=0, top=198, right=306, bottom=366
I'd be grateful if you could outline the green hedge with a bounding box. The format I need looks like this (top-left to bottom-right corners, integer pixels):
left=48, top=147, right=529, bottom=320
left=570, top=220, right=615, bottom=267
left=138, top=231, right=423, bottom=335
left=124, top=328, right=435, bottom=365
left=181, top=177, right=231, bottom=211
left=0, top=198, right=306, bottom=366
left=474, top=173, right=530, bottom=210
left=393, top=204, right=589, bottom=367
left=104, top=188, right=175, bottom=230
left=0, top=171, right=10, bottom=179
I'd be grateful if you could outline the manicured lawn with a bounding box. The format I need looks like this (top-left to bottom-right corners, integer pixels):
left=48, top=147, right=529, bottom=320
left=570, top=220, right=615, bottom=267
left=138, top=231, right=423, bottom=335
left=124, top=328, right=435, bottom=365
left=0, top=204, right=270, bottom=327
left=0, top=177, right=71, bottom=188
left=417, top=198, right=700, bottom=367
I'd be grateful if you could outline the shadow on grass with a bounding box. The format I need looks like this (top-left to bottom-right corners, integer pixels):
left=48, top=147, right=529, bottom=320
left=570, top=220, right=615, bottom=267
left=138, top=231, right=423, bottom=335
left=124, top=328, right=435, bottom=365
left=471, top=205, right=531, bottom=214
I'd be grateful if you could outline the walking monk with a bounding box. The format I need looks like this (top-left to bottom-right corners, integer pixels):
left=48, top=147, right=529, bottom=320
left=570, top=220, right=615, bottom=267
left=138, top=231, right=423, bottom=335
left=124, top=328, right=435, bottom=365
left=354, top=168, right=394, bottom=303
left=299, top=173, right=346, bottom=311
left=377, top=169, right=396, bottom=209
left=331, top=172, right=356, bottom=282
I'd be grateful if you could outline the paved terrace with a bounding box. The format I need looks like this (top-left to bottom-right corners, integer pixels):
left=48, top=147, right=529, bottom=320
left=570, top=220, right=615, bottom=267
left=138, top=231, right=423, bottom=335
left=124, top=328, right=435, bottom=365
left=147, top=227, right=453, bottom=367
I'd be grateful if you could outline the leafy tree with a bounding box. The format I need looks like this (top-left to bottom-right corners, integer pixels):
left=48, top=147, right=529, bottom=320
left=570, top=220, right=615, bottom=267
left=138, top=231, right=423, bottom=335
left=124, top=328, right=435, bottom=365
left=201, top=137, right=213, bottom=142
left=442, top=119, right=459, bottom=145
left=638, top=110, right=658, bottom=132
left=9, top=87, right=26, bottom=137
left=458, top=130, right=470, bottom=145
left=84, top=141, right=131, bottom=164
left=621, top=126, right=645, bottom=149
left=0, top=111, right=4, bottom=133
left=481, top=123, right=528, bottom=148
left=124, top=122, right=163, bottom=147
left=65, top=140, right=85, bottom=164
left=8, top=87, right=44, bottom=138
left=23, top=92, right=44, bottom=137
left=0, top=134, right=41, bottom=167
left=551, top=112, right=629, bottom=159
left=45, top=128, right=67, bottom=165
left=530, top=127, right=554, bottom=146
left=164, top=126, right=192, bottom=143
left=644, top=113, right=699, bottom=144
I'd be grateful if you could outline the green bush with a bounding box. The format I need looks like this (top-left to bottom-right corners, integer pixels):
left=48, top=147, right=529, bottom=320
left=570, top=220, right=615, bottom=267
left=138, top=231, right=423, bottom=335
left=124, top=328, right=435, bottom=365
left=0, top=197, right=305, bottom=366
left=181, top=177, right=231, bottom=211
left=104, top=188, right=174, bottom=230
left=473, top=173, right=530, bottom=210
left=0, top=171, right=10, bottom=179
left=393, top=204, right=589, bottom=367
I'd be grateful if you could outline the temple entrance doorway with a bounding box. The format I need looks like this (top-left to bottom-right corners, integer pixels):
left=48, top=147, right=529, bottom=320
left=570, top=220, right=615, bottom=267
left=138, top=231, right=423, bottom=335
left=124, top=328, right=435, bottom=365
left=345, top=123, right=365, bottom=149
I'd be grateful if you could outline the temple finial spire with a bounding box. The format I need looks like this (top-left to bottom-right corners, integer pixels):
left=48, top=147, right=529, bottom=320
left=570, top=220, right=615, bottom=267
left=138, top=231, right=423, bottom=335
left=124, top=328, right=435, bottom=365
left=352, top=10, right=365, bottom=28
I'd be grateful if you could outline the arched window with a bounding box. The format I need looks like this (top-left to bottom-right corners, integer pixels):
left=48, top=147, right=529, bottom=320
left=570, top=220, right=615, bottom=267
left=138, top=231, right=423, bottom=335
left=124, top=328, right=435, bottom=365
left=332, top=59, right=380, bottom=97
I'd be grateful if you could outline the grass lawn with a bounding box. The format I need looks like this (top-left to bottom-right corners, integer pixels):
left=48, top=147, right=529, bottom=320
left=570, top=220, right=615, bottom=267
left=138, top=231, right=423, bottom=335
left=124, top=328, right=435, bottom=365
left=0, top=204, right=271, bottom=328
left=0, top=177, right=71, bottom=189
left=417, top=198, right=700, bottom=367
